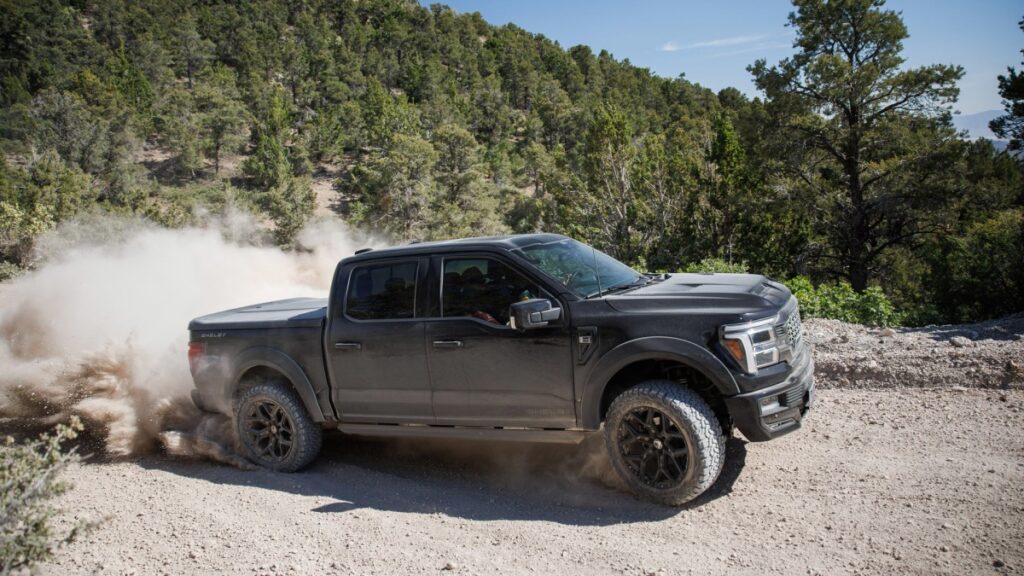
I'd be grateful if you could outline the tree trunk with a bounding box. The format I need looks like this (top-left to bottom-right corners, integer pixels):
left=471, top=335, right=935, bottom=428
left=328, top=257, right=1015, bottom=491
left=845, top=106, right=870, bottom=292
left=847, top=170, right=870, bottom=292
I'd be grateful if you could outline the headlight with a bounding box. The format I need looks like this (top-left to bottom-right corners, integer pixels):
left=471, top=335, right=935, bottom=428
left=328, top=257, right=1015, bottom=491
left=719, top=315, right=782, bottom=374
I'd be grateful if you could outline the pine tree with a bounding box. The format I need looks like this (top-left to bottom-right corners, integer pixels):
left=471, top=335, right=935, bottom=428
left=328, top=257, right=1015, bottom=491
left=242, top=92, right=291, bottom=189
left=750, top=0, right=964, bottom=291
left=990, top=18, right=1024, bottom=151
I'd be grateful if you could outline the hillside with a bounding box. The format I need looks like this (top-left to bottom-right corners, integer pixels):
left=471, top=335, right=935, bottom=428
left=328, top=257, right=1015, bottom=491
left=1, top=0, right=1022, bottom=325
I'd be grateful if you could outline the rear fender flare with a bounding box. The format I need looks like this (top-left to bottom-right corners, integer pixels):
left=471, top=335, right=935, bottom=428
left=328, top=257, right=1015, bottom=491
left=581, top=336, right=738, bottom=429
left=232, top=347, right=326, bottom=423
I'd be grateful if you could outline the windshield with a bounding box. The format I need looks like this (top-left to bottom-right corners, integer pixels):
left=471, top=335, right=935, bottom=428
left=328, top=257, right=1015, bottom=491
left=514, top=238, right=643, bottom=298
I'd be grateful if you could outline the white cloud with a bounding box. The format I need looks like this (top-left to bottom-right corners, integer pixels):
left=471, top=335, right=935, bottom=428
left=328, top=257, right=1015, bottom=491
left=660, top=32, right=793, bottom=53
left=711, top=42, right=793, bottom=58
left=687, top=34, right=767, bottom=49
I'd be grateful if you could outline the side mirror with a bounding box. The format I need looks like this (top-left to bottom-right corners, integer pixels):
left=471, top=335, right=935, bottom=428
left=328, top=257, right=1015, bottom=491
left=509, top=298, right=562, bottom=331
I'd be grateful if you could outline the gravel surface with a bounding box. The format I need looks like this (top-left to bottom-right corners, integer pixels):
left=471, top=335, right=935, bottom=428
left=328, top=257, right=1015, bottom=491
left=33, top=317, right=1024, bottom=575
left=47, top=386, right=1024, bottom=576
left=807, top=316, right=1024, bottom=390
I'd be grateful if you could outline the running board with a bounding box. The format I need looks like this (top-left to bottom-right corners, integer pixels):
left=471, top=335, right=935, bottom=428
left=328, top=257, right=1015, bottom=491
left=335, top=423, right=589, bottom=444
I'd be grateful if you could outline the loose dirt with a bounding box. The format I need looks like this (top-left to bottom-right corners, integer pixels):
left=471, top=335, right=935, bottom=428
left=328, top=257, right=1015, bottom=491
left=43, top=316, right=1024, bottom=575
left=810, top=315, right=1024, bottom=390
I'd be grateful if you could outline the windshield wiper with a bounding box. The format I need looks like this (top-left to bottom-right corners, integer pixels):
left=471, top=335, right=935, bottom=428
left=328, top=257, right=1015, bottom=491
left=587, top=276, right=651, bottom=298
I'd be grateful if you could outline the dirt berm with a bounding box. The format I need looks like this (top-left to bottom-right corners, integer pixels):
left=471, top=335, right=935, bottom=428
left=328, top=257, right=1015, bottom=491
left=47, top=318, right=1024, bottom=575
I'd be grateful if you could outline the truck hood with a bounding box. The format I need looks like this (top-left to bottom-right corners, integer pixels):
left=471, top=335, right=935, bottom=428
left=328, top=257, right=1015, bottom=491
left=189, top=297, right=327, bottom=331
left=604, top=273, right=790, bottom=320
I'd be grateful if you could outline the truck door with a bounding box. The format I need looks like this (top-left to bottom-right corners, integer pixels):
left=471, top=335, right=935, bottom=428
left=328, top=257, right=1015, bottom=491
left=326, top=258, right=433, bottom=423
left=425, top=254, right=576, bottom=428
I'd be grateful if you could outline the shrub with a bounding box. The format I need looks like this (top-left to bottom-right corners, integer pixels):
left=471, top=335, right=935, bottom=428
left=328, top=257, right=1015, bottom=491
left=783, top=276, right=901, bottom=327
left=683, top=258, right=749, bottom=274
left=677, top=262, right=902, bottom=326
left=0, top=417, right=95, bottom=573
left=0, top=261, right=23, bottom=282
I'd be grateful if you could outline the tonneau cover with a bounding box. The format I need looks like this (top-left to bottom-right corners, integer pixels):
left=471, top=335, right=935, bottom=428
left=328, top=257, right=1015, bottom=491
left=188, top=297, right=327, bottom=331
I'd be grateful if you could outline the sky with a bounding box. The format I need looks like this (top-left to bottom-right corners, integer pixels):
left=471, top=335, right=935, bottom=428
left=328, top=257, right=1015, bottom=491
left=423, top=0, right=1022, bottom=116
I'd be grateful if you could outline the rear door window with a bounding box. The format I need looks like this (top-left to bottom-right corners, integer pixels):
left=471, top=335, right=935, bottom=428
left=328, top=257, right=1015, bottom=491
left=346, top=261, right=419, bottom=320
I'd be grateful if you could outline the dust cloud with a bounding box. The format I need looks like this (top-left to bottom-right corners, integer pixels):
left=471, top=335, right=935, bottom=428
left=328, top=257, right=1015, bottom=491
left=0, top=216, right=614, bottom=491
left=0, top=213, right=368, bottom=464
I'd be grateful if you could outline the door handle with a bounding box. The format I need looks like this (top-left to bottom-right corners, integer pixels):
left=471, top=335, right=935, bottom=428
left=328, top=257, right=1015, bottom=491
left=333, top=342, right=362, bottom=351
left=432, top=339, right=464, bottom=348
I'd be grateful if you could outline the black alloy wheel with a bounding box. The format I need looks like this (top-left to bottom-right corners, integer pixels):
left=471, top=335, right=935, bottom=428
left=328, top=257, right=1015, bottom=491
left=604, top=380, right=725, bottom=505
left=617, top=407, right=692, bottom=489
left=235, top=381, right=323, bottom=472
left=244, top=399, right=295, bottom=462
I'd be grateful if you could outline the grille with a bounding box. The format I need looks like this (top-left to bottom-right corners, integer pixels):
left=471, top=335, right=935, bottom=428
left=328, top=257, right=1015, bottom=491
left=782, top=310, right=803, bottom=348
left=783, top=384, right=804, bottom=407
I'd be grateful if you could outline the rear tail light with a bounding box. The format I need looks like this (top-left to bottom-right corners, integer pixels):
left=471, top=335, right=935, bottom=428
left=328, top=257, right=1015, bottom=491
left=187, top=341, right=206, bottom=371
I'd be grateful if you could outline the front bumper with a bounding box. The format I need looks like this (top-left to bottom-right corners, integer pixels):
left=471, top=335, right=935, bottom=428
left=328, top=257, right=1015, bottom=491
left=724, top=347, right=815, bottom=442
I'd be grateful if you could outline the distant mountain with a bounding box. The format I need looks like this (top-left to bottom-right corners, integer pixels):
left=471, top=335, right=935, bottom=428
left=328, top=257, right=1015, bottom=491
left=953, top=110, right=1009, bottom=149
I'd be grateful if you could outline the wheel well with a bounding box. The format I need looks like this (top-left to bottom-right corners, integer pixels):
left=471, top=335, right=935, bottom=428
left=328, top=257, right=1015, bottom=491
left=236, top=365, right=295, bottom=398
left=599, top=359, right=731, bottom=432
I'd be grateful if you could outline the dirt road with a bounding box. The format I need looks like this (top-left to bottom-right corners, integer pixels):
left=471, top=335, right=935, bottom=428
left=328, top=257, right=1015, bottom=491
left=48, top=387, right=1023, bottom=576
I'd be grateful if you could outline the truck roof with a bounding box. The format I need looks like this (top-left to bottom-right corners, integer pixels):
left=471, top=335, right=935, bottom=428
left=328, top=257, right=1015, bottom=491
left=344, top=233, right=570, bottom=263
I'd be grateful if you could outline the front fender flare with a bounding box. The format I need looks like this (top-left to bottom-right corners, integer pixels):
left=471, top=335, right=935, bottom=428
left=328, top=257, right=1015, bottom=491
left=232, top=347, right=326, bottom=422
left=580, top=336, right=738, bottom=429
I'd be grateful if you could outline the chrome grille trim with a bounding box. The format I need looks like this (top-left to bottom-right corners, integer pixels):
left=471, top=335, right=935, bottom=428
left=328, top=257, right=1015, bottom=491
left=774, top=297, right=804, bottom=358
left=784, top=310, right=803, bottom=347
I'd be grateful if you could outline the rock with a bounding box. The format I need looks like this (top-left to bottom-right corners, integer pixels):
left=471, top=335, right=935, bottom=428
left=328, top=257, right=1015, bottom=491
left=879, top=328, right=896, bottom=337
left=993, top=559, right=1005, bottom=568
left=442, top=562, right=457, bottom=571
left=1006, top=361, right=1023, bottom=381
left=950, top=336, right=973, bottom=348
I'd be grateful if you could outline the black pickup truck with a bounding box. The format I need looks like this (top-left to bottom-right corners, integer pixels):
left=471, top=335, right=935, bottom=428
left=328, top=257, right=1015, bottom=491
left=188, top=234, right=814, bottom=505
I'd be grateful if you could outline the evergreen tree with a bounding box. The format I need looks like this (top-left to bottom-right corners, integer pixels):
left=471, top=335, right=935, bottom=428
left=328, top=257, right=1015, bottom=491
left=991, top=18, right=1024, bottom=151
left=242, top=92, right=291, bottom=189
left=348, top=134, right=437, bottom=239
left=429, top=124, right=505, bottom=238
left=750, top=0, right=964, bottom=291
left=268, top=176, right=315, bottom=246
left=564, top=105, right=653, bottom=264
left=157, top=87, right=203, bottom=176
left=174, top=16, right=214, bottom=90
left=1, top=0, right=1021, bottom=324
left=194, top=66, right=249, bottom=174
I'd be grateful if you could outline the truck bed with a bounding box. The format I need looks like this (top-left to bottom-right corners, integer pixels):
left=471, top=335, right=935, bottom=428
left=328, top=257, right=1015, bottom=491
left=188, top=297, right=327, bottom=331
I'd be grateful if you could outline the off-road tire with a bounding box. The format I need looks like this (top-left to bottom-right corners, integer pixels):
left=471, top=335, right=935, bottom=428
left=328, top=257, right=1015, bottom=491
left=236, top=381, right=323, bottom=472
left=604, top=380, right=725, bottom=506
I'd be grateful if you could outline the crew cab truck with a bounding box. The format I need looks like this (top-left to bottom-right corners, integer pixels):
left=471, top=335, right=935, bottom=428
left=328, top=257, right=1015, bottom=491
left=188, top=234, right=814, bottom=505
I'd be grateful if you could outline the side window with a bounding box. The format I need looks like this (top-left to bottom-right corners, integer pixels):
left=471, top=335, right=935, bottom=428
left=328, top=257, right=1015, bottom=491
left=441, top=257, right=545, bottom=325
left=346, top=261, right=418, bottom=320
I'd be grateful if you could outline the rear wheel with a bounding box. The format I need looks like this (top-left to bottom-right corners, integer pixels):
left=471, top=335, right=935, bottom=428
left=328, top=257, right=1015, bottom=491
left=604, top=380, right=725, bottom=505
left=236, top=381, right=322, bottom=471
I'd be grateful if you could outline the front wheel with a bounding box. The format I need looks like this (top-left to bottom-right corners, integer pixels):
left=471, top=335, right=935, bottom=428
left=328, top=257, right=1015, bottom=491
left=236, top=381, right=323, bottom=471
left=604, top=380, right=725, bottom=506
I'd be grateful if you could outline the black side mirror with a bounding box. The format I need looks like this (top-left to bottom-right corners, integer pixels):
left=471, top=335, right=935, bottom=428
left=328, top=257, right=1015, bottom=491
left=509, top=298, right=562, bottom=331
